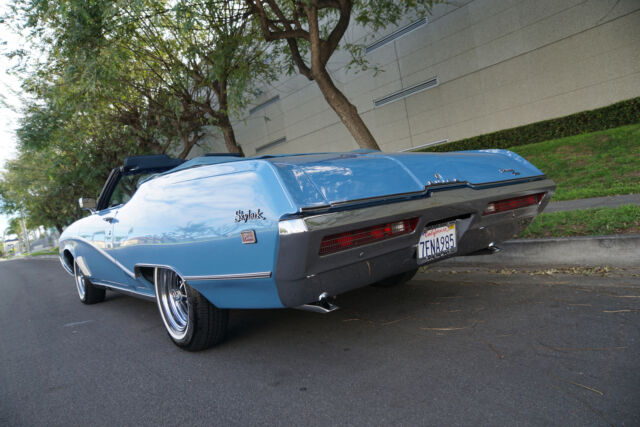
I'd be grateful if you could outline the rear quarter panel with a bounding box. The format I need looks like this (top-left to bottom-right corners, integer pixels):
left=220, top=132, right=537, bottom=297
left=108, top=160, right=297, bottom=308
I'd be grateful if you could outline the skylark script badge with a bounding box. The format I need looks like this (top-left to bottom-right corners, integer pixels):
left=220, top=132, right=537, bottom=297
left=235, top=209, right=266, bottom=223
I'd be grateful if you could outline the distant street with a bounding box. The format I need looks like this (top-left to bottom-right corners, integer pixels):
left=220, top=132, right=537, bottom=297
left=1, top=257, right=639, bottom=425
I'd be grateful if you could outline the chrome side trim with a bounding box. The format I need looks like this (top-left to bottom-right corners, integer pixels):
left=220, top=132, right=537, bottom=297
left=134, top=263, right=272, bottom=282
left=65, top=236, right=137, bottom=279
left=92, top=280, right=156, bottom=302
left=75, top=256, right=92, bottom=278
left=184, top=272, right=272, bottom=281
left=59, top=256, right=74, bottom=276
left=134, top=263, right=182, bottom=278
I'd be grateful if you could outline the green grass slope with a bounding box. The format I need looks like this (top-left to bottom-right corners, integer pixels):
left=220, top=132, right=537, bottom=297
left=511, top=124, right=640, bottom=201
left=520, top=205, right=640, bottom=238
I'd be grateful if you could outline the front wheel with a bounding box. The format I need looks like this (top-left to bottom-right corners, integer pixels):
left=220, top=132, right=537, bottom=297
left=154, top=268, right=228, bottom=351
left=74, top=260, right=106, bottom=304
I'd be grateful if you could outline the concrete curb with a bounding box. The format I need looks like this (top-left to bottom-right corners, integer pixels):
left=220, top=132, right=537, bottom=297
left=442, top=234, right=640, bottom=267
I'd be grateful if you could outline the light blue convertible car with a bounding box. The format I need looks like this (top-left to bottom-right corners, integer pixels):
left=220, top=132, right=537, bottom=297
left=59, top=150, right=554, bottom=350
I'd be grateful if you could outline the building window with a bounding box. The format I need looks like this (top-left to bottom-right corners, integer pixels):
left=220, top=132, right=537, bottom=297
left=249, top=95, right=280, bottom=115
left=400, top=139, right=449, bottom=152
left=374, top=77, right=438, bottom=108
left=365, top=18, right=428, bottom=54
left=256, top=137, right=287, bottom=153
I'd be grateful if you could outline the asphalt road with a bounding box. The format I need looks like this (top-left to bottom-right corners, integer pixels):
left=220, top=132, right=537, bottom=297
left=1, top=257, right=639, bottom=426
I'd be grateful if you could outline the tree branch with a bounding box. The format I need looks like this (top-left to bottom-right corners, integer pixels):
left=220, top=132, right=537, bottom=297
left=322, top=0, right=352, bottom=65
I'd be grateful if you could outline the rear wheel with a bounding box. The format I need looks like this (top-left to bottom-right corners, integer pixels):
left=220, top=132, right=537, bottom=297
left=371, top=268, right=419, bottom=288
left=154, top=268, right=228, bottom=351
left=74, top=260, right=106, bottom=304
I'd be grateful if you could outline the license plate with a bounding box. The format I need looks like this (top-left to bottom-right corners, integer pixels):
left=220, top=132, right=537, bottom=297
left=418, top=222, right=457, bottom=261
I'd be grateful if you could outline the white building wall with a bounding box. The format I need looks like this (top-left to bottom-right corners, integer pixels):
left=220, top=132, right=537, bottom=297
left=194, top=0, right=640, bottom=157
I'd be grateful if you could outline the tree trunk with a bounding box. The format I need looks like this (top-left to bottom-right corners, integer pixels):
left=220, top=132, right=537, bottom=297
left=178, top=133, right=198, bottom=159
left=220, top=117, right=244, bottom=156
left=313, top=68, right=381, bottom=150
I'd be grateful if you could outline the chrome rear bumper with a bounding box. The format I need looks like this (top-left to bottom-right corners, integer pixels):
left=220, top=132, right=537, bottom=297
left=274, top=178, right=555, bottom=307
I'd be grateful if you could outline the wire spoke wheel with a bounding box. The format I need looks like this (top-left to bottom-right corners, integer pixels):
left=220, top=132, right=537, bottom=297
left=73, top=259, right=105, bottom=304
left=154, top=267, right=229, bottom=350
left=74, top=262, right=86, bottom=300
left=156, top=268, right=190, bottom=340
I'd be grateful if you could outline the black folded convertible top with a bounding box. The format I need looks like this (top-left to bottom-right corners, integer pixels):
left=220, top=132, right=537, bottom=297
left=123, top=154, right=184, bottom=174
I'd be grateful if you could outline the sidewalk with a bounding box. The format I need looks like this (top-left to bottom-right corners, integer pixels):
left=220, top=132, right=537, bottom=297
left=545, top=193, right=640, bottom=213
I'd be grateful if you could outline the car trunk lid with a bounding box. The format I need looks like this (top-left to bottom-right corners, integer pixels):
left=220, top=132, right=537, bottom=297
left=267, top=150, right=544, bottom=210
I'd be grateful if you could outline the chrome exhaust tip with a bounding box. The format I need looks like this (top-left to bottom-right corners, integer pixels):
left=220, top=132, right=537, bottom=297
left=296, top=292, right=339, bottom=314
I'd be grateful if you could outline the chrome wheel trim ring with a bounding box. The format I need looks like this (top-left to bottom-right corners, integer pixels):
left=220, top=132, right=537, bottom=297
left=74, top=262, right=86, bottom=300
left=155, top=268, right=190, bottom=341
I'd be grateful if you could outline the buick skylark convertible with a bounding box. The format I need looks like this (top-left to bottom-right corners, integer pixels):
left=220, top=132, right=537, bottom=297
left=59, top=150, right=554, bottom=350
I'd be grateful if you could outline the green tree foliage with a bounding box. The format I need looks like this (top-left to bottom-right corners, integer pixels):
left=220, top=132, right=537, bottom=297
left=6, top=0, right=278, bottom=160
left=1, top=0, right=276, bottom=230
left=0, top=98, right=151, bottom=231
left=13, top=0, right=225, bottom=157
left=246, top=0, right=436, bottom=150
left=3, top=217, right=26, bottom=252
left=1, top=0, right=441, bottom=231
left=5, top=218, right=22, bottom=236
left=117, top=0, right=278, bottom=154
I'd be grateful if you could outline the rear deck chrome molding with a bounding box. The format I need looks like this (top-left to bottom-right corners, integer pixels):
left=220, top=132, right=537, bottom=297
left=297, top=175, right=548, bottom=215
left=433, top=175, right=548, bottom=190
left=299, top=178, right=555, bottom=231
left=299, top=190, right=425, bottom=214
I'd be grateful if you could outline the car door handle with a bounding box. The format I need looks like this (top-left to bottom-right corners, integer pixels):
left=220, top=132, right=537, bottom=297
left=103, top=216, right=116, bottom=223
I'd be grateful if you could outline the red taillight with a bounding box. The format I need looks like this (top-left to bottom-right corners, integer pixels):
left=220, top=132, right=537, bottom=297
left=319, top=218, right=419, bottom=255
left=483, top=192, right=545, bottom=215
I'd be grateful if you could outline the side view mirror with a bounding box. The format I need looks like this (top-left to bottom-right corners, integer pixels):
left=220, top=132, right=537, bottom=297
left=79, top=197, right=97, bottom=212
